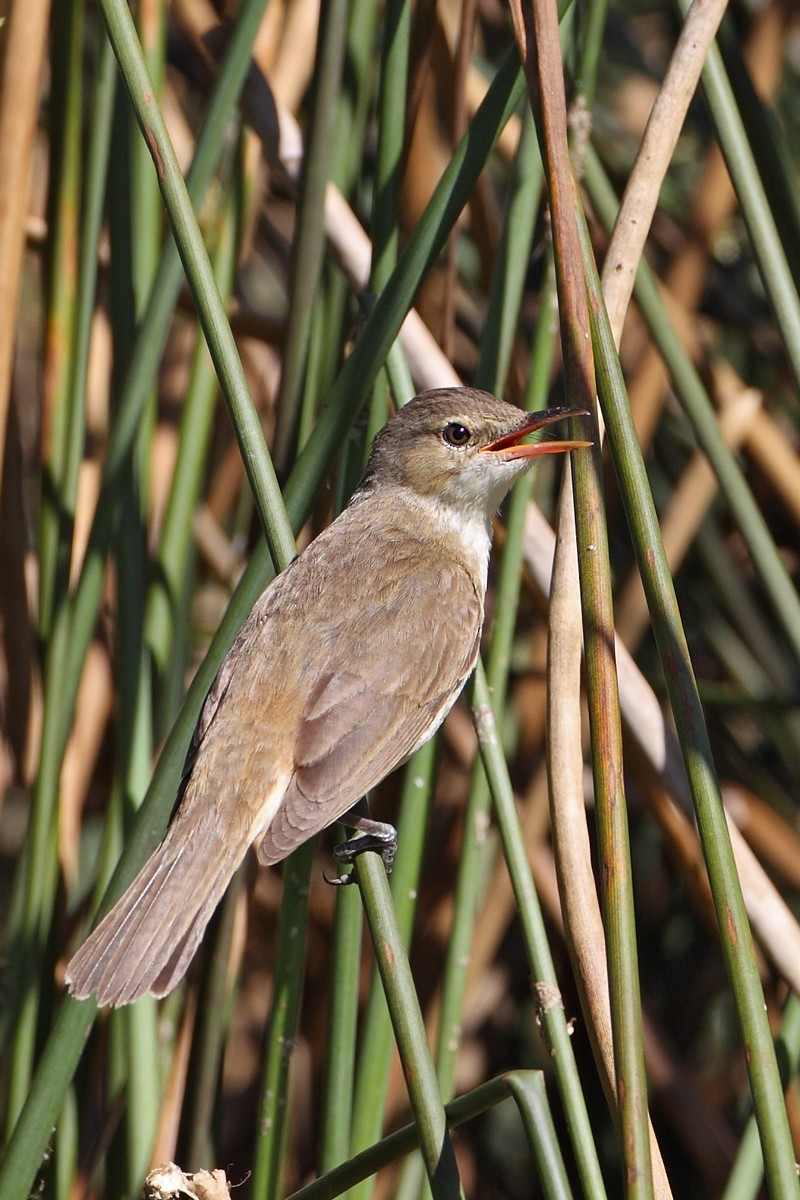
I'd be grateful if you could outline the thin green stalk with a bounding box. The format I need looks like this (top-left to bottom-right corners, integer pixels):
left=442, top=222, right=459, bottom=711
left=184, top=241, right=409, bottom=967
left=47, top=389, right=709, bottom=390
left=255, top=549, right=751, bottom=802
left=98, top=0, right=291, bottom=565
left=320, top=871, right=363, bottom=1173
left=181, top=869, right=244, bottom=1169
left=472, top=662, right=607, bottom=1200
left=376, top=1076, right=574, bottom=1200
left=2, top=9, right=111, bottom=1125
left=722, top=993, right=800, bottom=1200
left=331, top=0, right=380, bottom=196
left=59, top=0, right=273, bottom=760
left=306, top=0, right=381, bottom=453
left=53, top=1085, right=78, bottom=1200
left=578, top=209, right=800, bottom=1199
left=295, top=1074, right=536, bottom=1200
left=132, top=0, right=165, bottom=313
left=352, top=853, right=464, bottom=1200
left=574, top=0, right=608, bottom=109
left=673, top=0, right=800, bottom=399
left=347, top=738, right=439, bottom=1200
left=298, top=288, right=339, bottom=458
left=370, top=0, right=409, bottom=293
left=715, top=14, right=800, bottom=288
left=107, top=57, right=161, bottom=1188
left=515, top=0, right=651, bottom=1189
left=475, top=105, right=543, bottom=395
left=506, top=1073, right=574, bottom=1200
left=251, top=841, right=315, bottom=1200
left=365, top=0, right=410, bottom=456
left=583, top=145, right=800, bottom=670
left=145, top=168, right=241, bottom=676
left=272, top=0, right=349, bottom=471
left=114, top=451, right=160, bottom=1197
left=419, top=113, right=548, bottom=1145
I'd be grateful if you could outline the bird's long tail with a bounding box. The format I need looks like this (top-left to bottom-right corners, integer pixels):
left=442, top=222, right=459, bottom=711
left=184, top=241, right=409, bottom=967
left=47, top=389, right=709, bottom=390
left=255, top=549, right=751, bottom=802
left=65, top=805, right=250, bottom=1007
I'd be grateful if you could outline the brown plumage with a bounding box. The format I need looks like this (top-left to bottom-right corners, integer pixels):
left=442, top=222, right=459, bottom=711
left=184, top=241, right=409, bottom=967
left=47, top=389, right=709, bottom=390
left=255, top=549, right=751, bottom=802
left=65, top=388, right=587, bottom=1006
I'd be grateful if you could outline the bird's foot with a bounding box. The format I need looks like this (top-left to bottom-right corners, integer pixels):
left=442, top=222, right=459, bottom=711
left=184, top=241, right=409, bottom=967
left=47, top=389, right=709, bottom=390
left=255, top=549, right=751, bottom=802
left=325, top=821, right=398, bottom=886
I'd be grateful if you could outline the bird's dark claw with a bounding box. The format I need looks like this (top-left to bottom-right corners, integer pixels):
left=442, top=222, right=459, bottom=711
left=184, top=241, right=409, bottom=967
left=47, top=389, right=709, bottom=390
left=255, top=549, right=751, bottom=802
left=335, top=828, right=397, bottom=871
left=323, top=867, right=355, bottom=887
left=323, top=823, right=398, bottom=886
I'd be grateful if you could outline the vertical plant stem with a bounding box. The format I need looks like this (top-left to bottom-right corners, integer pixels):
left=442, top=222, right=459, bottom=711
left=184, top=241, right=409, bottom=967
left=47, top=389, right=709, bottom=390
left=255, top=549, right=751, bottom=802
left=673, top=0, right=800, bottom=397
left=348, top=738, right=438, bottom=1200
left=273, top=0, right=348, bottom=471
left=353, top=853, right=464, bottom=1200
left=38, top=0, right=83, bottom=641
left=579, top=209, right=800, bottom=1200
left=97, top=0, right=293, bottom=565
left=182, top=870, right=243, bottom=1169
left=251, top=842, right=315, bottom=1200
left=416, top=115, right=546, bottom=1167
left=508, top=0, right=652, bottom=1192
left=472, top=661, right=607, bottom=1200
left=0, top=0, right=50, bottom=486
left=320, top=875, right=363, bottom=1173
left=506, top=1073, right=574, bottom=1200
left=584, top=146, right=800, bottom=667
left=144, top=165, right=241, bottom=677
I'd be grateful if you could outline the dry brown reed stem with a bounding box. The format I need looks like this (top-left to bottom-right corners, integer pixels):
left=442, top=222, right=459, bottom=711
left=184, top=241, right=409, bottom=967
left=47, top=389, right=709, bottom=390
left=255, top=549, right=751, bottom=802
left=150, top=989, right=199, bottom=1169
left=0, top=0, right=51, bottom=493
left=529, top=840, right=736, bottom=1192
left=523, top=500, right=800, bottom=995
left=600, top=0, right=730, bottom=342
left=524, top=3, right=739, bottom=1192
left=261, top=0, right=320, bottom=114
left=592, top=0, right=800, bottom=1001
left=619, top=0, right=785, bottom=450
left=58, top=642, right=113, bottom=887
left=70, top=308, right=113, bottom=586
left=436, top=4, right=524, bottom=161
left=193, top=507, right=243, bottom=585
left=509, top=0, right=668, bottom=1191
left=745, top=409, right=800, bottom=531
left=722, top=785, right=800, bottom=892
left=614, top=387, right=762, bottom=649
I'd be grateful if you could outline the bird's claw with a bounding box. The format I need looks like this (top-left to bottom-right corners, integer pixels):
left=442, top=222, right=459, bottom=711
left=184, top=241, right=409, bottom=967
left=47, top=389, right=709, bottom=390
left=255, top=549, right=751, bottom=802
left=323, top=867, right=355, bottom=887
left=324, top=827, right=398, bottom=886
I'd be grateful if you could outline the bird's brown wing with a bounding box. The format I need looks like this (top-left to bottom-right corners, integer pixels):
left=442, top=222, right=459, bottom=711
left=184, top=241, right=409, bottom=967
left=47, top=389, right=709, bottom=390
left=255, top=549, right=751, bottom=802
left=257, top=557, right=483, bottom=864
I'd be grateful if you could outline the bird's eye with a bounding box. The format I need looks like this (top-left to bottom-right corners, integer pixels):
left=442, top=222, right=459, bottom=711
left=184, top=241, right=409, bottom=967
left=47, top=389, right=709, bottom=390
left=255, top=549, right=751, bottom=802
left=443, top=422, right=471, bottom=447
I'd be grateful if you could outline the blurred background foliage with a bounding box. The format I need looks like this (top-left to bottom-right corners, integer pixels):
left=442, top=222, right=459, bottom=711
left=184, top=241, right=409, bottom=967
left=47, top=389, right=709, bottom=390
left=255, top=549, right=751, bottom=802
left=0, top=0, right=800, bottom=1197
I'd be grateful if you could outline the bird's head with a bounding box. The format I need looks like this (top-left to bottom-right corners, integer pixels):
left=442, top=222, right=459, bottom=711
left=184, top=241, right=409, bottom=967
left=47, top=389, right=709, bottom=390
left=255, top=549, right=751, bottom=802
left=357, top=387, right=591, bottom=521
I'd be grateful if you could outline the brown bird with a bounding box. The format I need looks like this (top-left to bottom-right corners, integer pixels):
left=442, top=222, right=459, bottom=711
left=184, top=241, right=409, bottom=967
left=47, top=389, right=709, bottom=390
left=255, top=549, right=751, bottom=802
left=65, top=387, right=588, bottom=1006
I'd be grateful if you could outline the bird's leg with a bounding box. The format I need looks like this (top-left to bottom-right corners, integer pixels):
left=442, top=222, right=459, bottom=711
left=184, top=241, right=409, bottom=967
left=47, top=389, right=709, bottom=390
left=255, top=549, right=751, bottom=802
left=325, top=813, right=398, bottom=886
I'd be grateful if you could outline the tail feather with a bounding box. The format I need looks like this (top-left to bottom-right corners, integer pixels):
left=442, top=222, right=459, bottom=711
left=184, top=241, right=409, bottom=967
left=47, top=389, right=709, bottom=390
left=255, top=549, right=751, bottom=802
left=65, top=810, right=249, bottom=1007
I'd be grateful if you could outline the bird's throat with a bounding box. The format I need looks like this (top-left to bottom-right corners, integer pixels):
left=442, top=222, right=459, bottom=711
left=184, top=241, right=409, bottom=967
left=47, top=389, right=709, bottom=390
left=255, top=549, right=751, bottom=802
left=394, top=487, right=494, bottom=593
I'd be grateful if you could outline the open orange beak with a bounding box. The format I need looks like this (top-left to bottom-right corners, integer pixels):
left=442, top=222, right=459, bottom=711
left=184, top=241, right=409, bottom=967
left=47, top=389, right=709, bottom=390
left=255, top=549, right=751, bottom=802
left=480, top=407, right=592, bottom=460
